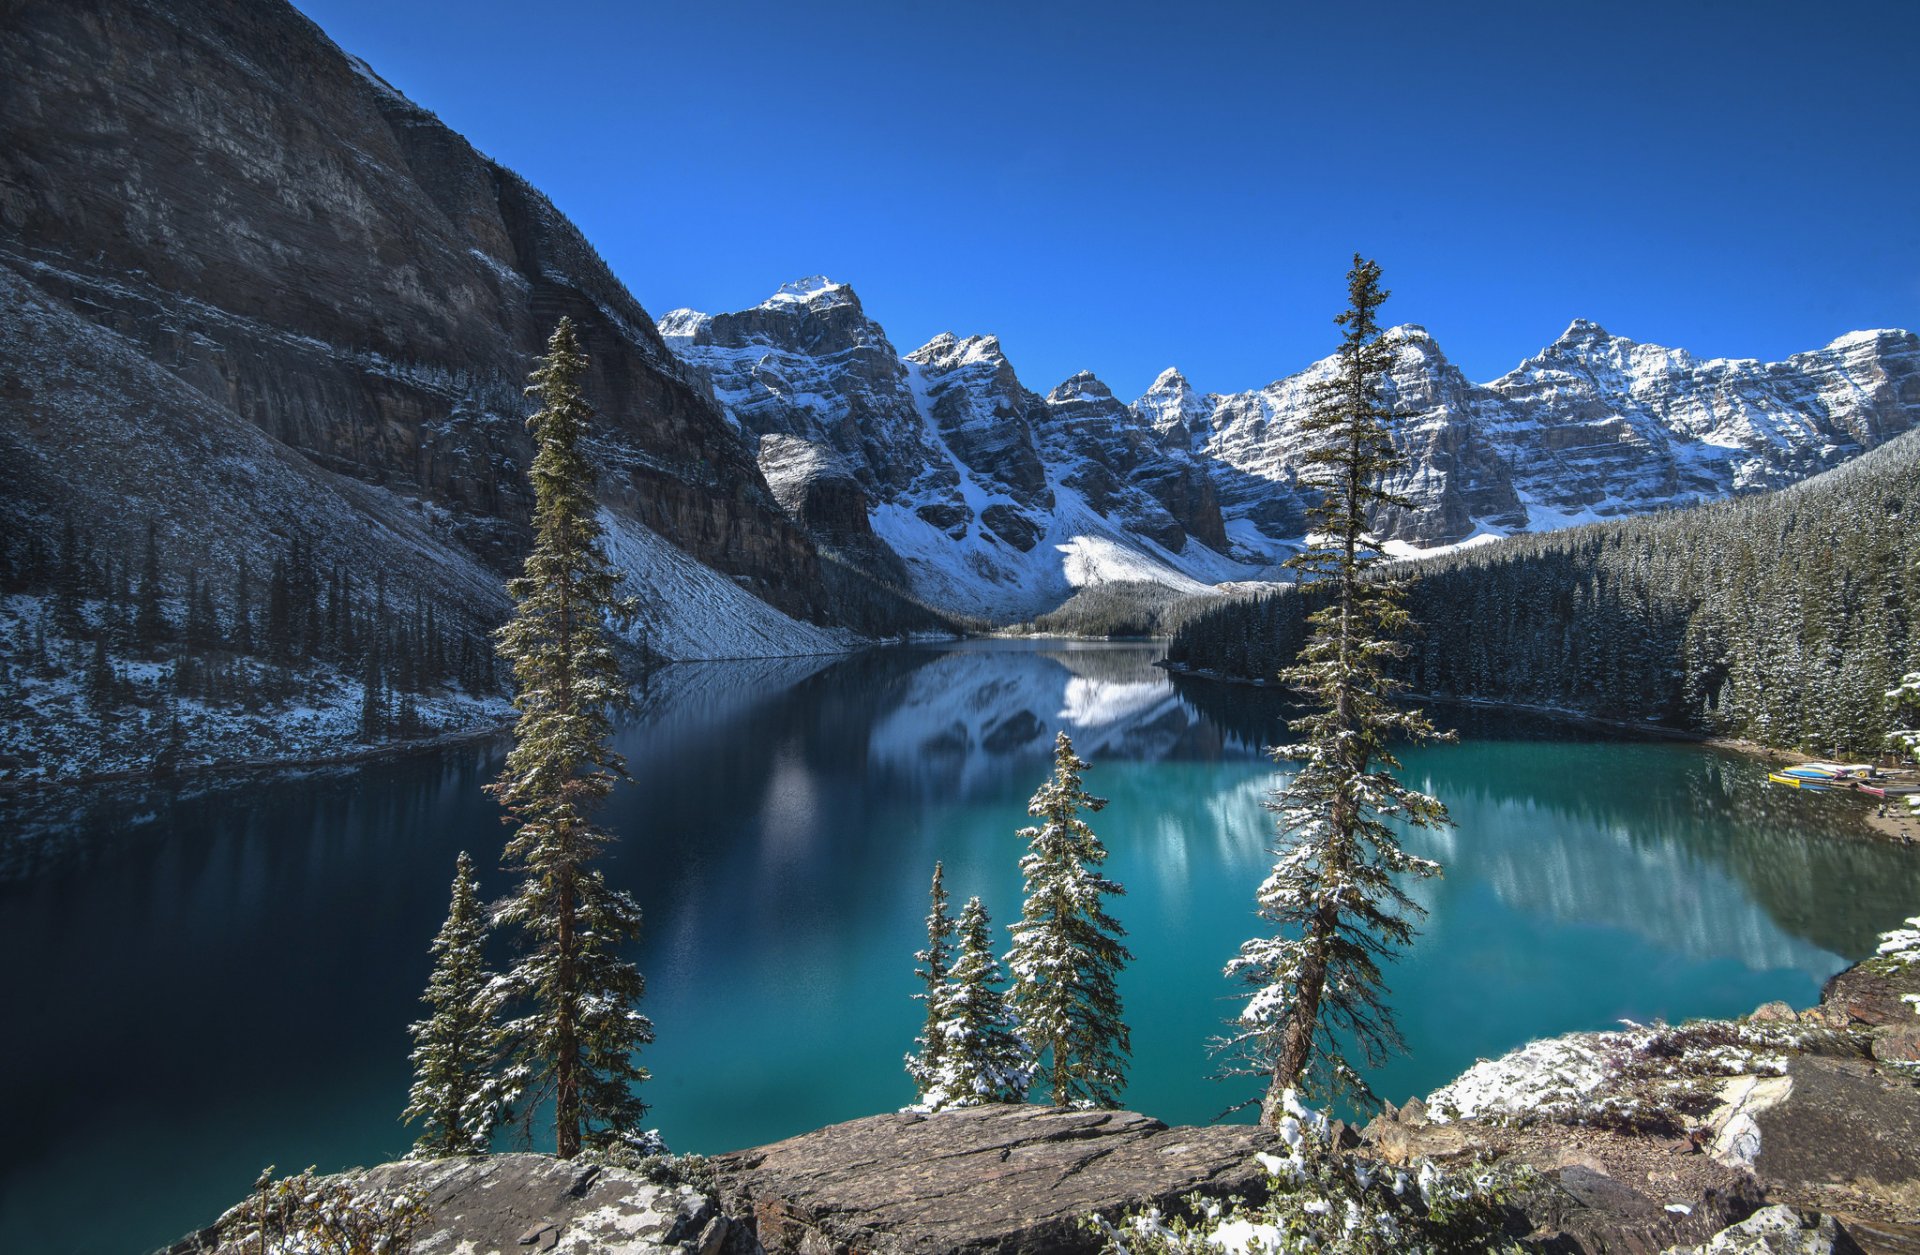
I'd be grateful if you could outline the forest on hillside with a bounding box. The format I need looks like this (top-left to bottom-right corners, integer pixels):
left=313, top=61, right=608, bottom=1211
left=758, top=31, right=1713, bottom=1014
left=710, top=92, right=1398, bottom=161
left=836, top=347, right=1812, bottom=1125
left=1167, top=430, right=1920, bottom=758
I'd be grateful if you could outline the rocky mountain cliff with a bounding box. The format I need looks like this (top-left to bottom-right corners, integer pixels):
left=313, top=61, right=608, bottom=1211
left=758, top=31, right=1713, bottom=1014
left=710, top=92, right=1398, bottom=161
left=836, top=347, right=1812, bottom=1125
left=664, top=283, right=1920, bottom=620
left=1168, top=319, right=1920, bottom=553
left=0, top=0, right=845, bottom=663
left=662, top=280, right=1243, bottom=620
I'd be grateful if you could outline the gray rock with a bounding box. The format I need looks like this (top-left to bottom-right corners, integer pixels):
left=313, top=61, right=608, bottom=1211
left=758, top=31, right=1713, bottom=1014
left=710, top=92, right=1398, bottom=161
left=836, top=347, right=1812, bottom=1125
left=709, top=1105, right=1278, bottom=1255
left=171, top=1155, right=747, bottom=1255
left=1751, top=1057, right=1920, bottom=1198
left=1663, top=1203, right=1865, bottom=1255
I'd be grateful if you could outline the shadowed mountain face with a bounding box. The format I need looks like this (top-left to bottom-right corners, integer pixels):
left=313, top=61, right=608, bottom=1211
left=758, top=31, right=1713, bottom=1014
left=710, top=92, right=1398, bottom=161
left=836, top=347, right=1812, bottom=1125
left=0, top=0, right=828, bottom=636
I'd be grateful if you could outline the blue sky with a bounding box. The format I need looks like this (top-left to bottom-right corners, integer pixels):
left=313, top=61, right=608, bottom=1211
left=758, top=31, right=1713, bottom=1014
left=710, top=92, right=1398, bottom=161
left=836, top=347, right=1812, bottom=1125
left=294, top=0, right=1919, bottom=400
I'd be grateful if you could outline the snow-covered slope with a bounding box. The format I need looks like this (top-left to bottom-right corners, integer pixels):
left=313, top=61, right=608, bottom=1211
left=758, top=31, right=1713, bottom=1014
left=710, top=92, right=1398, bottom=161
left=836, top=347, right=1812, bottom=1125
left=666, top=280, right=1920, bottom=619
left=597, top=510, right=859, bottom=661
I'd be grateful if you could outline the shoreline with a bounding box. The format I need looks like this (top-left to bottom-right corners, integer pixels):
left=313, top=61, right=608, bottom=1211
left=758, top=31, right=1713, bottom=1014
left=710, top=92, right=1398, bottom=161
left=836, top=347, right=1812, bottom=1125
left=1162, top=660, right=1920, bottom=844
left=0, top=719, right=515, bottom=798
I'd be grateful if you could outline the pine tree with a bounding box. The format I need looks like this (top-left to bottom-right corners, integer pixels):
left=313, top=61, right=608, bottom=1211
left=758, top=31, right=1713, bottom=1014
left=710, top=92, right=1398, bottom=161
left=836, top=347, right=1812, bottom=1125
left=1890, top=671, right=1920, bottom=815
left=403, top=851, right=510, bottom=1157
left=134, top=521, right=168, bottom=648
left=490, top=317, right=652, bottom=1159
left=232, top=557, right=253, bottom=654
left=359, top=642, right=384, bottom=741
left=904, top=861, right=957, bottom=1098
left=86, top=633, right=114, bottom=716
left=921, top=896, right=1032, bottom=1110
left=1006, top=731, right=1131, bottom=1109
left=1219, top=257, right=1450, bottom=1119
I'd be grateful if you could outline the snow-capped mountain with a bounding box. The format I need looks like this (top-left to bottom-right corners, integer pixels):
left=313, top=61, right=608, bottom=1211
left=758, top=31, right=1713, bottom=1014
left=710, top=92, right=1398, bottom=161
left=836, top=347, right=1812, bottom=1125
left=664, top=282, right=1920, bottom=614
left=1170, top=319, right=1920, bottom=553
left=661, top=280, right=1247, bottom=620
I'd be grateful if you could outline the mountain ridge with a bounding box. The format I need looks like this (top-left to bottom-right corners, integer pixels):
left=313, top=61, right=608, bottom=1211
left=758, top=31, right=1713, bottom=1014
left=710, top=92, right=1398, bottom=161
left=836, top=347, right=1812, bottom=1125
left=662, top=277, right=1920, bottom=617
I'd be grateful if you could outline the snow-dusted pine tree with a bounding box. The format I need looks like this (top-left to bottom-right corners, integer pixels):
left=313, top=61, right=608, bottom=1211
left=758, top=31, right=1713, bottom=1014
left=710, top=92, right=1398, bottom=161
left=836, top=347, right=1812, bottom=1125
left=1007, top=731, right=1131, bottom=1109
left=1220, top=257, right=1451, bottom=1120
left=905, top=860, right=957, bottom=1099
left=921, top=896, right=1033, bottom=1110
left=490, top=317, right=652, bottom=1159
left=1890, top=671, right=1920, bottom=815
left=402, top=851, right=510, bottom=1157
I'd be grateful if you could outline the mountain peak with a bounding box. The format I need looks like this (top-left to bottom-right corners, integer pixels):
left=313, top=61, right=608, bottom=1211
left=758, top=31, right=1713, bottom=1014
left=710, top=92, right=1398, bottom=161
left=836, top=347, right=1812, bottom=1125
left=765, top=276, right=854, bottom=308
left=1149, top=366, right=1191, bottom=391
left=1554, top=318, right=1613, bottom=346
left=1047, top=370, right=1114, bottom=404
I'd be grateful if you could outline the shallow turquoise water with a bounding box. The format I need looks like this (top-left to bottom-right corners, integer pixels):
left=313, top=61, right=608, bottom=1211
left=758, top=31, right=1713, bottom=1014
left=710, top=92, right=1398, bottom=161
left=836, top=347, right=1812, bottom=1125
left=3, top=640, right=1915, bottom=1254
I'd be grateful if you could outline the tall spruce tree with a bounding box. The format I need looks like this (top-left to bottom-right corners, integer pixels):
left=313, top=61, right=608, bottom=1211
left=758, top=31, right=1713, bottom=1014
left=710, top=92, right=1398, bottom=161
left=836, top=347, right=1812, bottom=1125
left=905, top=861, right=957, bottom=1099
left=134, top=521, right=167, bottom=647
left=921, top=896, right=1032, bottom=1110
left=1220, top=256, right=1450, bottom=1119
left=490, top=317, right=651, bottom=1159
left=403, top=851, right=510, bottom=1157
left=1006, top=731, right=1131, bottom=1109
left=1890, top=671, right=1920, bottom=815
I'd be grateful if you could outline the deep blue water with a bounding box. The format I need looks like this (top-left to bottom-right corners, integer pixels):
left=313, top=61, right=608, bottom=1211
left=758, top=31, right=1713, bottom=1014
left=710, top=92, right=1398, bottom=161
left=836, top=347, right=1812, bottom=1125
left=3, top=640, right=1915, bottom=1254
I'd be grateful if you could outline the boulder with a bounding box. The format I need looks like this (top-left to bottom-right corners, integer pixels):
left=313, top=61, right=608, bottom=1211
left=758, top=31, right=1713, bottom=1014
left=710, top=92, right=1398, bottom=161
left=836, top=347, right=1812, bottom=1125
left=166, top=1155, right=747, bottom=1255
left=1870, top=1025, right=1920, bottom=1063
left=1662, top=1203, right=1865, bottom=1255
left=708, top=1106, right=1277, bottom=1255
left=1821, top=963, right=1920, bottom=1028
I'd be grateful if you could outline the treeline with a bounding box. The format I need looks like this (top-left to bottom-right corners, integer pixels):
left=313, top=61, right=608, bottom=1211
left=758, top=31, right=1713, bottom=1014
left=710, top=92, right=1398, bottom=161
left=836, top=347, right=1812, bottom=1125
left=1, top=515, right=500, bottom=743
left=1167, top=430, right=1920, bottom=757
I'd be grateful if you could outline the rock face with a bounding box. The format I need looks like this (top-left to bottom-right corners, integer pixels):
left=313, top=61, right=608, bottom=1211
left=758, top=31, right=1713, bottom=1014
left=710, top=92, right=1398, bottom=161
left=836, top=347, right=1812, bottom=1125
left=708, top=1106, right=1278, bottom=1255
left=1664, top=1204, right=1866, bottom=1255
left=662, top=283, right=1920, bottom=617
left=168, top=1154, right=750, bottom=1255
left=0, top=0, right=836, bottom=655
left=1162, top=321, right=1920, bottom=551
left=667, top=282, right=1253, bottom=620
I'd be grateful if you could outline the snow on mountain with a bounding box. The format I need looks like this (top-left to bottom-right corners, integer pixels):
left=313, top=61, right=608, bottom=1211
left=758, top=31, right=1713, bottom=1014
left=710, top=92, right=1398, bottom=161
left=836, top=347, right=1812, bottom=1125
left=660, top=278, right=1919, bottom=618
left=1148, top=321, right=1920, bottom=550
left=596, top=509, right=860, bottom=661
left=663, top=282, right=1259, bottom=620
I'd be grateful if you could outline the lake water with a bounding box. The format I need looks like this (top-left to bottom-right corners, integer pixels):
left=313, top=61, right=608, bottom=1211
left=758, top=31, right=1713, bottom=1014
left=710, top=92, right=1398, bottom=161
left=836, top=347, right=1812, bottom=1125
left=4, top=640, right=1917, bottom=1254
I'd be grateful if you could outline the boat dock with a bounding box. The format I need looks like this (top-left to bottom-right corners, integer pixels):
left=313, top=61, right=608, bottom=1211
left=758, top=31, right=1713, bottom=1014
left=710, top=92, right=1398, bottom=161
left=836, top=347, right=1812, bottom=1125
left=1766, top=761, right=1920, bottom=799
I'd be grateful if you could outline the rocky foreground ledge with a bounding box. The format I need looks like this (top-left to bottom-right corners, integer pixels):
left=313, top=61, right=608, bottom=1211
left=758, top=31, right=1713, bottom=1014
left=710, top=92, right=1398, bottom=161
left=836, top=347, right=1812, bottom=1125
left=170, top=963, right=1920, bottom=1255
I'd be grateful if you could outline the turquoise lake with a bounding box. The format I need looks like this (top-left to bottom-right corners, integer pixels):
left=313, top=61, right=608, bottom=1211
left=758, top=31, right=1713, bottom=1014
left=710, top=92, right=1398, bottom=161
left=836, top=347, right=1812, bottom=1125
left=4, top=639, right=1917, bottom=1254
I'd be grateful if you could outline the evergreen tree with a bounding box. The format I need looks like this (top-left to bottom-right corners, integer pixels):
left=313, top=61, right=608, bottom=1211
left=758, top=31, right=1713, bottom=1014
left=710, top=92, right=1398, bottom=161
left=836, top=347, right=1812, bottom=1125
left=86, top=633, right=114, bottom=716
left=490, top=318, right=652, bottom=1159
left=403, top=851, right=510, bottom=1157
left=905, top=861, right=957, bottom=1099
left=232, top=558, right=253, bottom=654
left=1890, top=671, right=1920, bottom=815
left=53, top=516, right=82, bottom=629
left=359, top=643, right=384, bottom=741
left=921, top=896, right=1033, bottom=1110
left=185, top=570, right=219, bottom=651
left=134, top=521, right=168, bottom=647
left=265, top=556, right=293, bottom=664
left=1006, top=731, right=1131, bottom=1109
left=1219, top=257, right=1450, bottom=1119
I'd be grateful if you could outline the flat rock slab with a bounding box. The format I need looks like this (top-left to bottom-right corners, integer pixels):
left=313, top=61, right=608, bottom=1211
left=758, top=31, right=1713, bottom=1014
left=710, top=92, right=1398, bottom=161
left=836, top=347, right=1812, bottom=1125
left=710, top=1106, right=1278, bottom=1255
left=168, top=1155, right=738, bottom=1255
left=1753, top=1057, right=1920, bottom=1236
